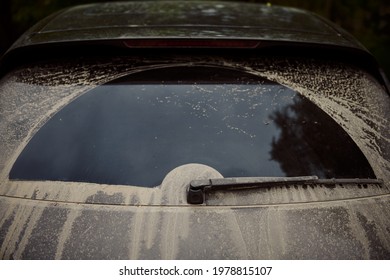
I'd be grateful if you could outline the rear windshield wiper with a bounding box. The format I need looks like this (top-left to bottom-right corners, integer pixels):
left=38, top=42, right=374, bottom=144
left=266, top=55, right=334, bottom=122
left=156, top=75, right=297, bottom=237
left=187, top=176, right=383, bottom=204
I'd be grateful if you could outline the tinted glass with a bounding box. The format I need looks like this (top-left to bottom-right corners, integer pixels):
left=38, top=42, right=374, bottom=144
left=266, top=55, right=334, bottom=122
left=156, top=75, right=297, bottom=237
left=10, top=67, right=375, bottom=186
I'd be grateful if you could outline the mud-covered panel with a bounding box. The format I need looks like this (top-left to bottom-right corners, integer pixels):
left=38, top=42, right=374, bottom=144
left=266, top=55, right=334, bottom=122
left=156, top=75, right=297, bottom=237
left=0, top=209, right=15, bottom=252
left=356, top=212, right=390, bottom=259
left=60, top=208, right=131, bottom=260
left=274, top=207, right=364, bottom=259
left=1, top=195, right=389, bottom=259
left=21, top=207, right=69, bottom=259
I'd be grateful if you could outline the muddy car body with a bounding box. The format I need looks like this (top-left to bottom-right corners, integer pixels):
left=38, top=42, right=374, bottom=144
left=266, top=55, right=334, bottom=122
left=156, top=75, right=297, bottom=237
left=0, top=1, right=389, bottom=259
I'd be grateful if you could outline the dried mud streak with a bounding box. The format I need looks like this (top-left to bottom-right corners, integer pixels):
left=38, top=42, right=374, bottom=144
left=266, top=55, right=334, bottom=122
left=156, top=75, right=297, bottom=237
left=127, top=187, right=166, bottom=258
left=55, top=208, right=82, bottom=259
left=129, top=206, right=145, bottom=259
left=265, top=208, right=287, bottom=258
left=0, top=203, right=17, bottom=259
left=144, top=191, right=163, bottom=249
left=345, top=201, right=371, bottom=259
left=160, top=182, right=188, bottom=259
left=2, top=204, right=44, bottom=259
left=225, top=208, right=250, bottom=258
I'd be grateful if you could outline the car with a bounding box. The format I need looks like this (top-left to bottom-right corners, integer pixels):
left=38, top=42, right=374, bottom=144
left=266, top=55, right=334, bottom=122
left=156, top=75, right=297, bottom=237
left=0, top=0, right=389, bottom=260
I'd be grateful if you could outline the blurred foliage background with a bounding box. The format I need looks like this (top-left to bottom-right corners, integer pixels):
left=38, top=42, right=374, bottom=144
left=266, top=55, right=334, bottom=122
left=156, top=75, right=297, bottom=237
left=0, top=0, right=389, bottom=76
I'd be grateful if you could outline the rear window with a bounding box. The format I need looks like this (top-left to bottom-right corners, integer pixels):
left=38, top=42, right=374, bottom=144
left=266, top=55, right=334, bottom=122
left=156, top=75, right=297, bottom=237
left=9, top=66, right=375, bottom=186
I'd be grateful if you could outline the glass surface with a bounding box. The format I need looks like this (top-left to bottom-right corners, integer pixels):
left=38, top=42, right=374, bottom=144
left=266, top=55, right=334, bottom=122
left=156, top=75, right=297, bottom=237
left=10, top=67, right=375, bottom=186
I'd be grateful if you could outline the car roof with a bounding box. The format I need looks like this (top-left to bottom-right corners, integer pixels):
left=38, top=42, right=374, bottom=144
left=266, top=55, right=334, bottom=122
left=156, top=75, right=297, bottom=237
left=7, top=0, right=367, bottom=52
left=4, top=0, right=387, bottom=87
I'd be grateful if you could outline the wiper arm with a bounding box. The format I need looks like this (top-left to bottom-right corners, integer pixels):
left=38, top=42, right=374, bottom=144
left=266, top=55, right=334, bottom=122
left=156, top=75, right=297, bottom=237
left=187, top=175, right=317, bottom=204
left=187, top=176, right=383, bottom=204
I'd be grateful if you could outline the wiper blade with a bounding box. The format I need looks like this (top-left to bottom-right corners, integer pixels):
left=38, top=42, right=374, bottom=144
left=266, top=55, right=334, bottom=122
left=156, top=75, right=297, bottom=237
left=188, top=175, right=317, bottom=204
left=187, top=176, right=383, bottom=204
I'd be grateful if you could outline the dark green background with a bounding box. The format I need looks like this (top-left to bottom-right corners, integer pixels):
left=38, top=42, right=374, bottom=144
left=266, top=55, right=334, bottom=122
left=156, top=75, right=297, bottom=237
left=1, top=0, right=389, bottom=77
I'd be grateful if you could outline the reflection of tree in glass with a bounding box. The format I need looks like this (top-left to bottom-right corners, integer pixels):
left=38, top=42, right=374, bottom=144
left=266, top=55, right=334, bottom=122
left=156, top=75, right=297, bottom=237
left=269, top=95, right=375, bottom=179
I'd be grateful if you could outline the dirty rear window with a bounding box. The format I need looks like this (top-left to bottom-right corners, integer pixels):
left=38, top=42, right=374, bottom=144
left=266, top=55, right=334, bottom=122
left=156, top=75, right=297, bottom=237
left=9, top=66, right=375, bottom=186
